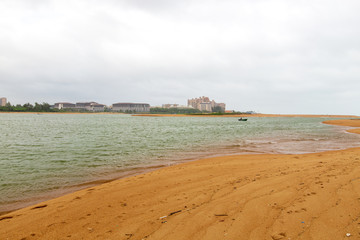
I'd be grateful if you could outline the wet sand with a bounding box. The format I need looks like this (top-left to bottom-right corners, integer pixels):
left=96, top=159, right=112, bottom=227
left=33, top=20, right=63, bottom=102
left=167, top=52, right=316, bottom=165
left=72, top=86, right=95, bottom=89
left=323, top=119, right=360, bottom=134
left=1, top=119, right=360, bottom=239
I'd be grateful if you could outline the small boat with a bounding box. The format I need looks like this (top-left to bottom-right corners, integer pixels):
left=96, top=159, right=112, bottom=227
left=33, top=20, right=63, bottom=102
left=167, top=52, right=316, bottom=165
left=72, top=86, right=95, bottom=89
left=238, top=118, right=248, bottom=121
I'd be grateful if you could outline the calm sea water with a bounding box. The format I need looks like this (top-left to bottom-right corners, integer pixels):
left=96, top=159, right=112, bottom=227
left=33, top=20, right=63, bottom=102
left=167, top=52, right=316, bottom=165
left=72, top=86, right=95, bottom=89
left=1, top=113, right=360, bottom=212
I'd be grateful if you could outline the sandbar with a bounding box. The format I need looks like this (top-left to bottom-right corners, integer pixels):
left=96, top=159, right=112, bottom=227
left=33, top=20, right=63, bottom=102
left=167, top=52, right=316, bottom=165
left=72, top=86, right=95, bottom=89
left=1, top=119, right=360, bottom=239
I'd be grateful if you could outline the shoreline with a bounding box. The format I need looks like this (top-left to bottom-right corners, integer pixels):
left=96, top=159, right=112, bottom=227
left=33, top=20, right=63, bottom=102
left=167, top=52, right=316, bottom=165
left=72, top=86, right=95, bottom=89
left=1, top=118, right=358, bottom=215
left=2, top=111, right=359, bottom=119
left=0, top=111, right=125, bottom=115
left=323, top=119, right=360, bottom=134
left=0, top=163, right=175, bottom=216
left=134, top=113, right=360, bottom=118
left=1, top=119, right=360, bottom=239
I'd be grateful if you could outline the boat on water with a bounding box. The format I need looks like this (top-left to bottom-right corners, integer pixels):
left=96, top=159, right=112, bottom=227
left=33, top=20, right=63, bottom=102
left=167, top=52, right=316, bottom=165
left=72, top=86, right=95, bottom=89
left=238, top=118, right=248, bottom=121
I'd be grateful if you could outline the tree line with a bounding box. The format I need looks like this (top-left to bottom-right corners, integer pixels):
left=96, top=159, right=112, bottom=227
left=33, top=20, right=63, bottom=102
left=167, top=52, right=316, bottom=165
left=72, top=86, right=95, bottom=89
left=150, top=107, right=229, bottom=114
left=0, top=102, right=56, bottom=112
left=150, top=107, right=202, bottom=114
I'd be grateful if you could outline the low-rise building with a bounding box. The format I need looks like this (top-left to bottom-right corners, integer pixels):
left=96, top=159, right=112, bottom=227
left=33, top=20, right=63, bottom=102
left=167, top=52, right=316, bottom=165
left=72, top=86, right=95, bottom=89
left=90, top=103, right=106, bottom=112
left=54, top=102, right=76, bottom=109
left=75, top=102, right=97, bottom=111
left=112, top=103, right=150, bottom=112
left=54, top=102, right=106, bottom=112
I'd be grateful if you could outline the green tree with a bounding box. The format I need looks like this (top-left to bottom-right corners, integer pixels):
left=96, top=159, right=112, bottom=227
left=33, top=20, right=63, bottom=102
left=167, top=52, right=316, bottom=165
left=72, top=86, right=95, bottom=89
left=41, top=102, right=51, bottom=111
left=34, top=102, right=42, bottom=112
left=23, top=103, right=34, bottom=111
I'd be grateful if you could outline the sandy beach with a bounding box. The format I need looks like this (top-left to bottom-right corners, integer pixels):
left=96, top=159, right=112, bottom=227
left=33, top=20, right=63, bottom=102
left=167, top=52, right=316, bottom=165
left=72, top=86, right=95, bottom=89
left=1, top=119, right=360, bottom=239
left=323, top=119, right=360, bottom=134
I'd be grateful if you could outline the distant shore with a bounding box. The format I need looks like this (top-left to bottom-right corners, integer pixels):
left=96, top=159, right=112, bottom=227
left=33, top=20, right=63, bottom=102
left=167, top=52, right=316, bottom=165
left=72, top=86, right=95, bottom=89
left=0, top=111, right=125, bottom=114
left=1, top=111, right=359, bottom=119
left=1, top=118, right=360, bottom=239
left=134, top=113, right=360, bottom=118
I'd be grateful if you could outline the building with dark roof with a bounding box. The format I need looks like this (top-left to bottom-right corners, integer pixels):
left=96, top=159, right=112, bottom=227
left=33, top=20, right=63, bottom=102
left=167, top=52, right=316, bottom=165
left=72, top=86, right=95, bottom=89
left=75, top=102, right=97, bottom=111
left=112, top=103, right=150, bottom=112
left=90, top=103, right=106, bottom=112
left=54, top=102, right=76, bottom=109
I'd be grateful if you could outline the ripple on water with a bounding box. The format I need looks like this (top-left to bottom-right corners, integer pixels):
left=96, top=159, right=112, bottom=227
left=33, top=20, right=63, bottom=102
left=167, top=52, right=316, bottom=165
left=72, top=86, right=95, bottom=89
left=0, top=114, right=360, bottom=213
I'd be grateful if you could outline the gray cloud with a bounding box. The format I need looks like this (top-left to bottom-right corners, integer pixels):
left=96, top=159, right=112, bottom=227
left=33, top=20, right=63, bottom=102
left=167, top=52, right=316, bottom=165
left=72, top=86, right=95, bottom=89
left=1, top=0, right=360, bottom=114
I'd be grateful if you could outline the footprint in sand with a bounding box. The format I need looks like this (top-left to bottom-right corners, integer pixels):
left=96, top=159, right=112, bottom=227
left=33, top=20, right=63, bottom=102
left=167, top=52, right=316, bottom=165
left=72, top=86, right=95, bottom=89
left=31, top=204, right=47, bottom=210
left=271, top=232, right=287, bottom=240
left=0, top=216, right=13, bottom=221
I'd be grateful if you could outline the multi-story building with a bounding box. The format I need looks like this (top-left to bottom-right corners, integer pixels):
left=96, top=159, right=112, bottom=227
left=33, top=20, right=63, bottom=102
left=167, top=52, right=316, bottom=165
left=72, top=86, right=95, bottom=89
left=90, top=103, right=106, bottom=112
left=213, top=102, right=226, bottom=112
left=112, top=103, right=150, bottom=112
left=188, top=96, right=210, bottom=110
left=0, top=97, right=7, bottom=106
left=54, top=102, right=76, bottom=109
left=200, top=102, right=212, bottom=112
left=188, top=96, right=226, bottom=112
left=75, top=102, right=97, bottom=111
left=53, top=102, right=106, bottom=112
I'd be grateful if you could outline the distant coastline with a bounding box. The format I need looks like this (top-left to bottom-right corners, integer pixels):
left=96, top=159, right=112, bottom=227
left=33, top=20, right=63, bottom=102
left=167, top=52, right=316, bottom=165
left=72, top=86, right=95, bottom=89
left=1, top=111, right=359, bottom=119
left=133, top=113, right=360, bottom=118
left=0, top=111, right=124, bottom=115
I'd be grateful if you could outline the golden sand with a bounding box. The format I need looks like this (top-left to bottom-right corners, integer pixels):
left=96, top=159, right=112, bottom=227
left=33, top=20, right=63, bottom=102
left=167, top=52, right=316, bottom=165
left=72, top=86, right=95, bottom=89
left=323, top=119, right=360, bottom=134
left=1, top=119, right=360, bottom=240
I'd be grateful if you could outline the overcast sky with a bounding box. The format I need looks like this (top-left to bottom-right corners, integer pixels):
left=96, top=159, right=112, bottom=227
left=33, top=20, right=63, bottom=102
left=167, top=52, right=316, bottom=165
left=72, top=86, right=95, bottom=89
left=1, top=0, right=360, bottom=114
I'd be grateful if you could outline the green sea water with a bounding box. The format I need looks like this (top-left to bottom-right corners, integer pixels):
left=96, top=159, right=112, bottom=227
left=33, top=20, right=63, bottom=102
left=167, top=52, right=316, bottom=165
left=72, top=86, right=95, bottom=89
left=0, top=113, right=359, bottom=212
